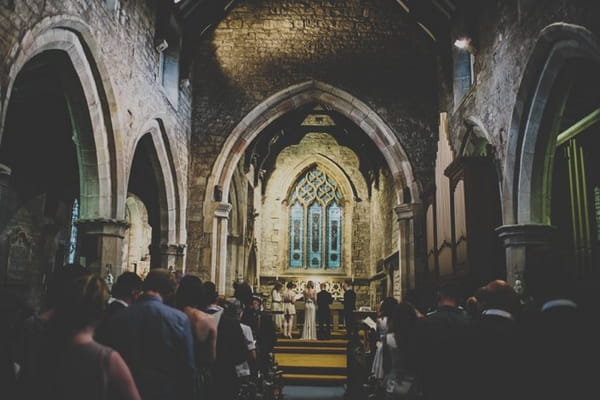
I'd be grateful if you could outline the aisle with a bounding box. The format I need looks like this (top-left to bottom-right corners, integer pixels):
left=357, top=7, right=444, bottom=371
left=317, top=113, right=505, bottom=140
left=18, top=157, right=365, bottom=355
left=282, top=385, right=345, bottom=400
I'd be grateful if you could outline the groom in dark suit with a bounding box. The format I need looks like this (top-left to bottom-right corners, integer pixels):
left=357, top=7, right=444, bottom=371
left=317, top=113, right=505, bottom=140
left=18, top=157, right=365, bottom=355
left=317, top=283, right=333, bottom=339
left=342, top=281, right=356, bottom=337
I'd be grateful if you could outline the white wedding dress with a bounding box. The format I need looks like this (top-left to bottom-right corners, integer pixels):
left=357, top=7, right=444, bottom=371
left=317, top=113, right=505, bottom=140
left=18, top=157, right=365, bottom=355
left=301, top=289, right=317, bottom=340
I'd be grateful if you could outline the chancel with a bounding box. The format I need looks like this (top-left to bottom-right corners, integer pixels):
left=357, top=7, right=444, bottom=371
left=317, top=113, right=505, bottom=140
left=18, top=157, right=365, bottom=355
left=1, top=1, right=599, bottom=400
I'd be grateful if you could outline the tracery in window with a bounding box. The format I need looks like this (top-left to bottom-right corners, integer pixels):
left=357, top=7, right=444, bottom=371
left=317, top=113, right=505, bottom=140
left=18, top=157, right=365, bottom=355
left=288, top=167, right=343, bottom=269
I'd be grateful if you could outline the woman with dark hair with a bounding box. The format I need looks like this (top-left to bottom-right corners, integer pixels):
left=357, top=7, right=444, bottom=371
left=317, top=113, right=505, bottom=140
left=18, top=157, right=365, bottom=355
left=383, top=302, right=419, bottom=400
left=372, top=297, right=399, bottom=381
left=22, top=274, right=140, bottom=400
left=175, top=274, right=218, bottom=395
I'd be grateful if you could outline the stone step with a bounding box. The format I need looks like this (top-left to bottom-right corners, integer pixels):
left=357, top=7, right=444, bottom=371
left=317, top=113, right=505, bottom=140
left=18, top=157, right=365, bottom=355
left=275, top=352, right=347, bottom=376
left=276, top=338, right=348, bottom=348
left=282, top=373, right=347, bottom=386
left=274, top=345, right=346, bottom=354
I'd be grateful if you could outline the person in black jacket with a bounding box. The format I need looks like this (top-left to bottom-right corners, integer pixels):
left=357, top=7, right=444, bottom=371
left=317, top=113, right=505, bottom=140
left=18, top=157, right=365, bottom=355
left=521, top=254, right=599, bottom=400
left=468, top=280, right=522, bottom=400
left=95, top=272, right=142, bottom=343
left=342, top=281, right=356, bottom=338
left=202, top=281, right=247, bottom=399
left=242, top=296, right=277, bottom=375
left=317, top=283, right=333, bottom=339
left=414, top=282, right=471, bottom=400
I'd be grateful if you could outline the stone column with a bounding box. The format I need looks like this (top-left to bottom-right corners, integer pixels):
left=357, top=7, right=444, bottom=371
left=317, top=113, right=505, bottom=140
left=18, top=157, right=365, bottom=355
left=0, top=164, right=12, bottom=227
left=159, top=243, right=187, bottom=273
left=496, top=224, right=557, bottom=286
left=0, top=164, right=12, bottom=228
left=76, top=219, right=129, bottom=277
left=394, top=203, right=426, bottom=299
left=212, top=202, right=232, bottom=294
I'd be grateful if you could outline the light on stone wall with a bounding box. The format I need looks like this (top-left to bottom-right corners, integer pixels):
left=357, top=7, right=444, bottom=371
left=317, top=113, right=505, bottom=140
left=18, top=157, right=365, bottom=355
left=454, top=37, right=471, bottom=50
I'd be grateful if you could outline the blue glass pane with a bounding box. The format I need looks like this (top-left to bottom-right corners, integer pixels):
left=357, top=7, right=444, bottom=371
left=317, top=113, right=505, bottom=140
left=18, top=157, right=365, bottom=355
left=289, top=202, right=304, bottom=268
left=327, top=202, right=342, bottom=268
left=308, top=202, right=322, bottom=268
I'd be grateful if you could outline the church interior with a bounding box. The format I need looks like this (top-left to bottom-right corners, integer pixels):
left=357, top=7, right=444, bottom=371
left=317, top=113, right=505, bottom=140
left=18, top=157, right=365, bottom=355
left=1, top=1, right=599, bottom=399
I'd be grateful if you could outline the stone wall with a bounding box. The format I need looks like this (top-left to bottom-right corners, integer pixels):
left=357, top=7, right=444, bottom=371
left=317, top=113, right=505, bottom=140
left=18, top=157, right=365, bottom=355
left=256, top=131, right=396, bottom=306
left=188, top=0, right=439, bottom=276
left=0, top=1, right=191, bottom=178
left=442, top=0, right=600, bottom=167
left=0, top=0, right=191, bottom=308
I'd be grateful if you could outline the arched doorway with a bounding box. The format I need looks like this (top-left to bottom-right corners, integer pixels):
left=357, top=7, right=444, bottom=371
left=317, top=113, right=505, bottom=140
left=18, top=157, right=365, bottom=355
left=502, top=23, right=600, bottom=285
left=122, top=194, right=152, bottom=276
left=0, top=50, right=92, bottom=305
left=548, top=60, right=600, bottom=279
left=125, top=134, right=169, bottom=275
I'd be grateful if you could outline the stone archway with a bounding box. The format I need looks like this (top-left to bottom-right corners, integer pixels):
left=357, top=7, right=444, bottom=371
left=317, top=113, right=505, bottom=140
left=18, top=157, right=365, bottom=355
left=0, top=18, right=125, bottom=277
left=1, top=19, right=122, bottom=219
left=202, top=80, right=422, bottom=295
left=499, top=23, right=600, bottom=283
left=126, top=126, right=184, bottom=274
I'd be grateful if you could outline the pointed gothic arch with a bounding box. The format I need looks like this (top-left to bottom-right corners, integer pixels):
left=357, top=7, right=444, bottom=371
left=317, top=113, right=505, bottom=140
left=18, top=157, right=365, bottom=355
left=0, top=17, right=123, bottom=219
left=203, top=81, right=422, bottom=293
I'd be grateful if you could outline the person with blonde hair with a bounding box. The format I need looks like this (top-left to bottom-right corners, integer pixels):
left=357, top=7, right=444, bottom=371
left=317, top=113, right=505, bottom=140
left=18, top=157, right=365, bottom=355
left=301, top=281, right=317, bottom=340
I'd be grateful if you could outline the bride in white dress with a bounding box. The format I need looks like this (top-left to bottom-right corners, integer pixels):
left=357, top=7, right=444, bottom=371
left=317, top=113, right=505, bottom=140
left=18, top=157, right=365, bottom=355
left=301, top=281, right=317, bottom=340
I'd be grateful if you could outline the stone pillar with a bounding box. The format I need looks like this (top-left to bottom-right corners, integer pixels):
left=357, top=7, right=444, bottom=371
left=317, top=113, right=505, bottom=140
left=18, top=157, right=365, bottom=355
left=394, top=203, right=426, bottom=299
left=160, top=243, right=186, bottom=272
left=496, top=224, right=557, bottom=286
left=211, top=202, right=232, bottom=294
left=0, top=164, right=12, bottom=227
left=76, top=219, right=129, bottom=277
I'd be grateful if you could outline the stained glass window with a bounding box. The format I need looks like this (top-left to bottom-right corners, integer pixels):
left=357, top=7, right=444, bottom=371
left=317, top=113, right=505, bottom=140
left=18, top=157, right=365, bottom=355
left=66, top=198, right=79, bottom=264
left=290, top=201, right=304, bottom=267
left=288, top=166, right=343, bottom=269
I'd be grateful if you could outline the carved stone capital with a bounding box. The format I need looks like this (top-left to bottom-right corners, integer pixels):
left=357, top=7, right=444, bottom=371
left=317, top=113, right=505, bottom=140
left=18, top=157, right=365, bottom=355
left=214, top=202, right=232, bottom=219
left=495, top=224, right=557, bottom=248
left=394, top=203, right=424, bottom=221
left=76, top=218, right=130, bottom=238
left=160, top=243, right=186, bottom=256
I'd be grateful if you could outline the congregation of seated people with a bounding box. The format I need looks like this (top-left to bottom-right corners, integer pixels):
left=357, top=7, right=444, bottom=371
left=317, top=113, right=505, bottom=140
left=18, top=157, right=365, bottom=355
left=2, top=265, right=277, bottom=400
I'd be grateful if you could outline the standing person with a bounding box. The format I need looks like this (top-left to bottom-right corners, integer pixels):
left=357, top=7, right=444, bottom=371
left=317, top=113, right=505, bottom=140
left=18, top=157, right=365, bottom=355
left=242, top=296, right=277, bottom=375
left=521, top=254, right=598, bottom=400
left=371, top=297, right=398, bottom=381
left=105, top=268, right=196, bottom=400
left=175, top=275, right=217, bottom=397
left=342, top=281, right=357, bottom=337
left=202, top=281, right=247, bottom=399
left=382, top=302, right=419, bottom=400
left=271, top=283, right=284, bottom=332
left=20, top=274, right=141, bottom=400
left=95, top=271, right=142, bottom=343
left=414, top=282, right=471, bottom=400
left=317, top=283, right=333, bottom=339
left=301, top=281, right=317, bottom=340
left=282, top=282, right=297, bottom=339
left=469, top=280, right=522, bottom=400
left=14, top=264, right=88, bottom=393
